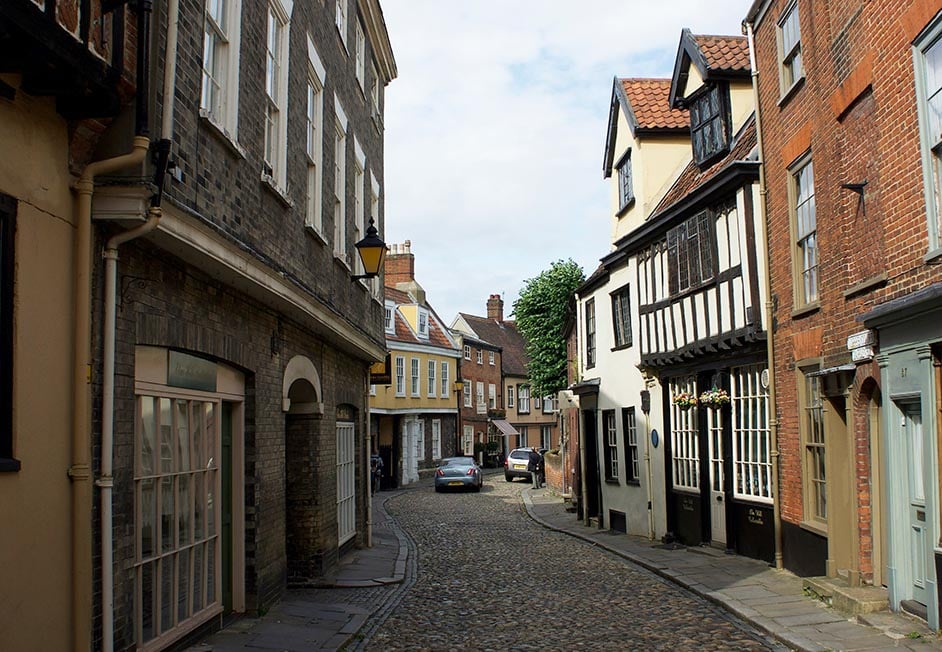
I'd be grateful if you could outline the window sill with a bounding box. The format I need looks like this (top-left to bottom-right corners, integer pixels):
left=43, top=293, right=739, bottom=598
left=615, top=197, right=635, bottom=218
left=843, top=272, right=887, bottom=300
left=800, top=519, right=827, bottom=538
left=261, top=172, right=293, bottom=208
left=610, top=343, right=633, bottom=352
left=790, top=301, right=820, bottom=320
left=199, top=110, right=247, bottom=159
left=0, top=457, right=21, bottom=472
left=778, top=76, right=806, bottom=109
left=605, top=478, right=620, bottom=486
left=925, top=246, right=942, bottom=264
left=333, top=251, right=352, bottom=271
left=305, top=223, right=329, bottom=246
left=625, top=479, right=641, bottom=487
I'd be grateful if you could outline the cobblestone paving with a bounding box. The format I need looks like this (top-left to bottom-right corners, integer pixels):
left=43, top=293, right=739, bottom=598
left=361, top=479, right=789, bottom=652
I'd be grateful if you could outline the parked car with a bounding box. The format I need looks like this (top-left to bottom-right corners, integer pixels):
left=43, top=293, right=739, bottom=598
left=504, top=447, right=540, bottom=482
left=434, top=456, right=484, bottom=492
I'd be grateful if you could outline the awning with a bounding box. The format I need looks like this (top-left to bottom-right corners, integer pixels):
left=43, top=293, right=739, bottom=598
left=491, top=419, right=519, bottom=437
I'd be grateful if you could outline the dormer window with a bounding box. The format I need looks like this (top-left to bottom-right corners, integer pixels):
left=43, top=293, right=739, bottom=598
left=384, top=301, right=395, bottom=334
left=417, top=308, right=429, bottom=339
left=689, top=85, right=729, bottom=166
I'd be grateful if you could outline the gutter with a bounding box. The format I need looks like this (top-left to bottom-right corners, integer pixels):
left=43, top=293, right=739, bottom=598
left=745, top=19, right=783, bottom=570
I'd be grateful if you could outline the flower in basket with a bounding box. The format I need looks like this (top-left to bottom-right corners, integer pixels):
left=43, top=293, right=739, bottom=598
left=672, top=392, right=698, bottom=408
left=699, top=387, right=730, bottom=407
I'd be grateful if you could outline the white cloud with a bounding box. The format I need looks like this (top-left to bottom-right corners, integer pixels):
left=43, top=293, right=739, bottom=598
left=381, top=0, right=749, bottom=322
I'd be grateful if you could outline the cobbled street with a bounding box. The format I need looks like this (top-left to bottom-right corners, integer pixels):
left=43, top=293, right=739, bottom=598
left=360, top=476, right=788, bottom=652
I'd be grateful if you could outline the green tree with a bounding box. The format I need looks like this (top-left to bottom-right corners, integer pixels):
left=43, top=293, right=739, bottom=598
left=512, top=259, right=585, bottom=398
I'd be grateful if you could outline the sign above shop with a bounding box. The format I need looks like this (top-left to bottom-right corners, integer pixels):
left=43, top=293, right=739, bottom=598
left=847, top=329, right=877, bottom=363
left=168, top=351, right=217, bottom=392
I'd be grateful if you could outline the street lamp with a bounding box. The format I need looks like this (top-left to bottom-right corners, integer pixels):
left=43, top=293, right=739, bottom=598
left=352, top=218, right=386, bottom=280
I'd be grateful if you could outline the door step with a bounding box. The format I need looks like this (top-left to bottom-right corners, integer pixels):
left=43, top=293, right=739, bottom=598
left=802, top=576, right=889, bottom=615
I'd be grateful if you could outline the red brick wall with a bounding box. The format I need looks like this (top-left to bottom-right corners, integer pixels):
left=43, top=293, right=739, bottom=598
left=753, top=0, right=942, bottom=582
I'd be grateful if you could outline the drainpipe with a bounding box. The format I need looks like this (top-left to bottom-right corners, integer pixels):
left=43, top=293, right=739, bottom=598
left=365, top=364, right=373, bottom=548
left=745, top=20, right=783, bottom=570
left=99, top=0, right=177, bottom=648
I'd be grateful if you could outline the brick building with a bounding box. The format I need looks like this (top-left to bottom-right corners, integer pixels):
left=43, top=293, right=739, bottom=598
left=747, top=0, right=942, bottom=626
left=4, top=0, right=397, bottom=648
left=449, top=314, right=503, bottom=463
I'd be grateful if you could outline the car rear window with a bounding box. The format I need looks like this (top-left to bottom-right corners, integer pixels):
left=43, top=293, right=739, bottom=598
left=510, top=451, right=529, bottom=460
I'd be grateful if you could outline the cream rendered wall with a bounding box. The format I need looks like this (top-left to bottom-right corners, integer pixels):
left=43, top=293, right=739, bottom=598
left=609, top=108, right=690, bottom=244
left=0, top=76, right=75, bottom=651
left=577, top=262, right=667, bottom=539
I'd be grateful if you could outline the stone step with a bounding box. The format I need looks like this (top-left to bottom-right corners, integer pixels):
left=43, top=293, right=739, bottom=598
left=802, top=576, right=889, bottom=615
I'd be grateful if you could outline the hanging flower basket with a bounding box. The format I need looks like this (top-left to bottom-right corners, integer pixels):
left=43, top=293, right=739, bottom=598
left=672, top=392, right=698, bottom=410
left=699, top=387, right=730, bottom=409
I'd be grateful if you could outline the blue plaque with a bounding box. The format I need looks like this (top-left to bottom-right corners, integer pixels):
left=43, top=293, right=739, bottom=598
left=650, top=429, right=659, bottom=448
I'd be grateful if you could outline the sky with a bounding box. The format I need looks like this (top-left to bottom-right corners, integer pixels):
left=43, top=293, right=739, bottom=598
left=380, top=1, right=751, bottom=324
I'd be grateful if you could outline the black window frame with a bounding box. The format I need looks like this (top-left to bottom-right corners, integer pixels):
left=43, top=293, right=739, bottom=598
left=603, top=409, right=618, bottom=483
left=585, top=298, right=596, bottom=368
left=615, top=149, right=634, bottom=211
left=622, top=407, right=639, bottom=484
left=666, top=210, right=716, bottom=295
left=0, top=194, right=17, bottom=472
left=689, top=84, right=730, bottom=166
left=610, top=284, right=632, bottom=349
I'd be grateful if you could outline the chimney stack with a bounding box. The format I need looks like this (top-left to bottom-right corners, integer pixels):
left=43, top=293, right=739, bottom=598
left=385, top=239, right=414, bottom=286
left=487, top=293, right=504, bottom=322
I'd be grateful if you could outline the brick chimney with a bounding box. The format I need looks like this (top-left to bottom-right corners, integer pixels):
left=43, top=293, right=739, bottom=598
left=487, top=293, right=504, bottom=322
left=385, top=240, right=414, bottom=286
left=384, top=240, right=425, bottom=304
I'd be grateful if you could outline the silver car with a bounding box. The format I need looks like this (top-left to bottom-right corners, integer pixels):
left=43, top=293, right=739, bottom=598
left=434, top=456, right=484, bottom=492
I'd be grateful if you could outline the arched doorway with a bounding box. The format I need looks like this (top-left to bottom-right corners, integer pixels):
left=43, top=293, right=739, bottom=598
left=282, top=356, right=324, bottom=583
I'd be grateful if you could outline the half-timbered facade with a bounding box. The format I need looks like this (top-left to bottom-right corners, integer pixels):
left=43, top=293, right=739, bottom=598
left=614, top=31, right=773, bottom=562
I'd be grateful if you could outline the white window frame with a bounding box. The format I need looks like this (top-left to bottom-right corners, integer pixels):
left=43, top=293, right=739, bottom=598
left=355, top=19, right=366, bottom=92
left=541, top=425, right=552, bottom=450
left=417, top=308, right=429, bottom=339
left=440, top=361, right=449, bottom=398
left=670, top=376, right=700, bottom=492
left=790, top=156, right=818, bottom=307
left=384, top=301, right=395, bottom=334
left=334, top=0, right=348, bottom=50
left=304, top=37, right=326, bottom=237
left=518, top=385, right=530, bottom=414
left=488, top=351, right=495, bottom=366
left=333, top=97, right=348, bottom=262
left=410, top=358, right=420, bottom=397
left=352, top=138, right=366, bottom=275
left=370, top=61, right=381, bottom=119
left=263, top=2, right=289, bottom=189
left=604, top=410, right=618, bottom=481
left=488, top=383, right=496, bottom=409
left=427, top=360, right=437, bottom=397
left=395, top=355, right=405, bottom=397
left=914, top=17, right=942, bottom=252
left=462, top=425, right=473, bottom=455
left=463, top=382, right=472, bottom=408
left=476, top=349, right=483, bottom=365
left=475, top=382, right=485, bottom=414
left=200, top=0, right=243, bottom=138
left=777, top=1, right=803, bottom=95
left=506, top=385, right=515, bottom=409
left=732, top=364, right=773, bottom=503
left=463, top=345, right=471, bottom=360
left=337, top=421, right=356, bottom=544
left=431, top=419, right=442, bottom=460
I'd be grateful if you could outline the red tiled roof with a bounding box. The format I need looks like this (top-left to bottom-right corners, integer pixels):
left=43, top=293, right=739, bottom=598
left=621, top=78, right=689, bottom=130
left=458, top=313, right=529, bottom=377
left=384, top=287, right=455, bottom=349
left=653, top=115, right=757, bottom=214
left=692, top=34, right=750, bottom=74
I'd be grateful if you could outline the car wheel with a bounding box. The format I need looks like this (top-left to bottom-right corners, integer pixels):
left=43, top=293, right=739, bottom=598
left=434, top=486, right=442, bottom=493
left=504, top=474, right=513, bottom=482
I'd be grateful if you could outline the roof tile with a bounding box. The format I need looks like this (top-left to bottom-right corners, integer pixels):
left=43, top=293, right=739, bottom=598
left=621, top=78, right=689, bottom=130
left=692, top=34, right=750, bottom=74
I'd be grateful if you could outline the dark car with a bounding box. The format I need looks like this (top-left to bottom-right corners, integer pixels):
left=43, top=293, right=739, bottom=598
left=434, top=456, right=484, bottom=492
left=504, top=447, right=540, bottom=482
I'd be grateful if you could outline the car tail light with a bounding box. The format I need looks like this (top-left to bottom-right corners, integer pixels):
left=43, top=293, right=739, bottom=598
left=436, top=468, right=444, bottom=477
left=467, top=468, right=476, bottom=476
left=504, top=458, right=509, bottom=469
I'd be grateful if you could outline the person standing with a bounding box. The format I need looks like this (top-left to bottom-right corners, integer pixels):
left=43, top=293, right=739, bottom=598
left=528, top=448, right=542, bottom=489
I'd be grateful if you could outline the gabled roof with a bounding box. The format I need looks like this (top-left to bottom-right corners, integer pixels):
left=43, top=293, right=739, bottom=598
left=669, top=28, right=751, bottom=108
left=457, top=313, right=529, bottom=377
left=385, top=287, right=456, bottom=350
left=651, top=113, right=757, bottom=216
left=603, top=77, right=689, bottom=178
